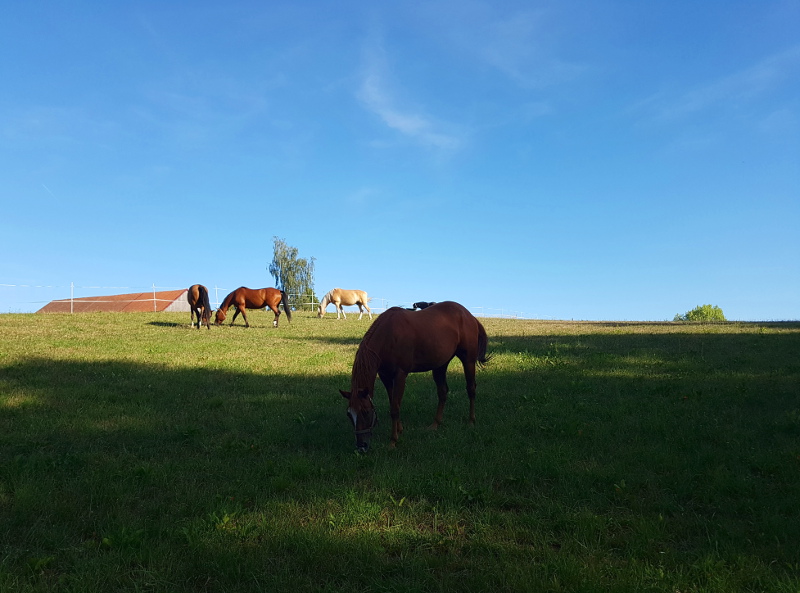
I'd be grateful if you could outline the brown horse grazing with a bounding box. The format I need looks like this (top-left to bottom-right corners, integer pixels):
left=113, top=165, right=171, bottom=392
left=318, top=288, right=372, bottom=320
left=340, top=301, right=489, bottom=452
left=187, top=284, right=212, bottom=330
left=214, top=287, right=292, bottom=328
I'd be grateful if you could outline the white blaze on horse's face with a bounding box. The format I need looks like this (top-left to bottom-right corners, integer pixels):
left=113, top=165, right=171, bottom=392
left=340, top=388, right=376, bottom=452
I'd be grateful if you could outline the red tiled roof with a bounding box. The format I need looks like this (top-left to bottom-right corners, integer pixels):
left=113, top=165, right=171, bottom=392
left=37, top=290, right=188, bottom=313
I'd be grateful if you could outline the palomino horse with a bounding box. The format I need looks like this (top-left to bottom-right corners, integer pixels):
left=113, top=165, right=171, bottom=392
left=214, top=287, right=292, bottom=328
left=318, top=288, right=372, bottom=320
left=340, top=301, right=489, bottom=452
left=187, top=284, right=213, bottom=329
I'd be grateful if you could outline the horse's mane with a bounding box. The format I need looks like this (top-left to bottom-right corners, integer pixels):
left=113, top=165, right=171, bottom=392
left=351, top=345, right=379, bottom=385
left=319, top=288, right=338, bottom=306
left=219, top=290, right=235, bottom=310
left=351, top=309, right=397, bottom=386
left=358, top=313, right=381, bottom=346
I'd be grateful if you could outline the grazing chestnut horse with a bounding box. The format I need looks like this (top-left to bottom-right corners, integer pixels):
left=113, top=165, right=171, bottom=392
left=340, top=301, right=489, bottom=452
left=214, top=287, right=292, bottom=328
left=187, top=284, right=212, bottom=329
left=318, top=288, right=372, bottom=320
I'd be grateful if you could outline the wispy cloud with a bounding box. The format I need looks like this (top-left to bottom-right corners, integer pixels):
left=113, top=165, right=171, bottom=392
left=345, top=186, right=381, bottom=206
left=2, top=105, right=119, bottom=148
left=411, top=3, right=583, bottom=90
left=477, top=10, right=583, bottom=89
left=357, top=34, right=462, bottom=151
left=637, top=45, right=800, bottom=121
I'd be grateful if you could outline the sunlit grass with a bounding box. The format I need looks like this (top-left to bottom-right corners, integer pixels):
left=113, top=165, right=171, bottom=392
left=1, top=311, right=799, bottom=591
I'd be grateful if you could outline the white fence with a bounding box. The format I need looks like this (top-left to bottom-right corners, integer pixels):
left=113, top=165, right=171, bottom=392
left=0, top=283, right=529, bottom=319
left=290, top=295, right=526, bottom=319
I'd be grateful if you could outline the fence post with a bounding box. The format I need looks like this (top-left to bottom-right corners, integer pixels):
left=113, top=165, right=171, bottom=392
left=70, top=282, right=74, bottom=314
left=153, top=283, right=157, bottom=312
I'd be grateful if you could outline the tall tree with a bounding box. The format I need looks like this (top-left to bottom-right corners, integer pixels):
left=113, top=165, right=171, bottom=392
left=268, top=237, right=317, bottom=311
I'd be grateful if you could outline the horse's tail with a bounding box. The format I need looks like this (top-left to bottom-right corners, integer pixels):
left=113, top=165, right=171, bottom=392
left=199, top=285, right=212, bottom=325
left=477, top=321, right=490, bottom=368
left=281, top=290, right=292, bottom=323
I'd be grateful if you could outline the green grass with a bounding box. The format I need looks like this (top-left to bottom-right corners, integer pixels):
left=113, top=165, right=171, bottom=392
left=1, top=311, right=799, bottom=592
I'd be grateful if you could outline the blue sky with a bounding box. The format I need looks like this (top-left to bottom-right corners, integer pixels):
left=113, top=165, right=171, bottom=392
left=1, top=1, right=798, bottom=320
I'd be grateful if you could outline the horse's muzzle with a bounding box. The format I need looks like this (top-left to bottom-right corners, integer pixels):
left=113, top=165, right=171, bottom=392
left=355, top=432, right=371, bottom=453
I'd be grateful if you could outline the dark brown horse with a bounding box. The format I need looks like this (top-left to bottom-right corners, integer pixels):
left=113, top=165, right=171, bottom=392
left=187, top=284, right=212, bottom=330
left=214, top=287, right=292, bottom=328
left=340, top=301, right=489, bottom=452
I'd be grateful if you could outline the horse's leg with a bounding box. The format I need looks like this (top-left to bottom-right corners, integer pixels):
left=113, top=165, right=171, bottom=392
left=190, top=308, right=196, bottom=328
left=379, top=370, right=406, bottom=447
left=338, top=303, right=346, bottom=320
left=231, top=306, right=245, bottom=327
left=431, top=365, right=450, bottom=429
left=364, top=302, right=372, bottom=320
left=459, top=356, right=478, bottom=424
left=269, top=304, right=280, bottom=328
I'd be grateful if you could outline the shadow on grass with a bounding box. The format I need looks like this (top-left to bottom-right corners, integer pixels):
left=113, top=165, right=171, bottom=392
left=283, top=335, right=364, bottom=346
left=489, top=327, right=800, bottom=374
left=1, top=326, right=799, bottom=591
left=147, top=321, right=184, bottom=328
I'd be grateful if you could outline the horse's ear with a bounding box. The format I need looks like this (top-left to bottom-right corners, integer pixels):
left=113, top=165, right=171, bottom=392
left=357, top=388, right=370, bottom=399
left=339, top=389, right=351, bottom=399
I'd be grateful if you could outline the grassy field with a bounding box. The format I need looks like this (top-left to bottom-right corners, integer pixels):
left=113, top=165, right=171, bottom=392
left=1, top=311, right=799, bottom=592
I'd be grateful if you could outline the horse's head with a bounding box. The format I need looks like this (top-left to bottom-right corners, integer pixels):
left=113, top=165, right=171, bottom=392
left=340, top=388, right=377, bottom=453
left=214, top=309, right=226, bottom=325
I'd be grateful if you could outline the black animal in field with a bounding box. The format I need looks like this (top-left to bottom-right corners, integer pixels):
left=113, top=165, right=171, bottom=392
left=412, top=301, right=436, bottom=310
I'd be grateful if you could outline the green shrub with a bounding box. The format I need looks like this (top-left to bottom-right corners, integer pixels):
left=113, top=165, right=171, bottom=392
left=674, top=304, right=727, bottom=322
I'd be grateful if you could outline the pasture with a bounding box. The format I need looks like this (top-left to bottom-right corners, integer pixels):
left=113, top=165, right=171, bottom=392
left=1, top=311, right=798, bottom=592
